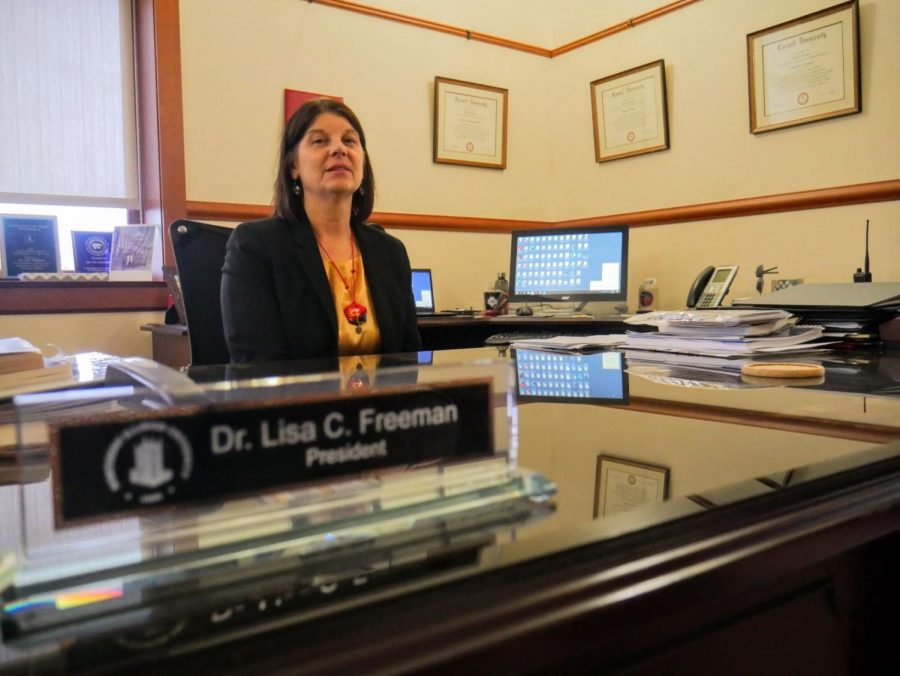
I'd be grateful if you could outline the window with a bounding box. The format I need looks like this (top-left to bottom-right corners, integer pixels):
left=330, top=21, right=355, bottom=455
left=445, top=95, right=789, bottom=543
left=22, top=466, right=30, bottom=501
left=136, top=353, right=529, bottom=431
left=0, top=0, right=138, bottom=276
left=0, top=203, right=127, bottom=272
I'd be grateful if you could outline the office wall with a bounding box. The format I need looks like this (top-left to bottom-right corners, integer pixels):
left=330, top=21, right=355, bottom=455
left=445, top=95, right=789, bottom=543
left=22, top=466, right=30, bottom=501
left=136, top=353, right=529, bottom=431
left=180, top=0, right=898, bottom=313
left=0, top=312, right=158, bottom=358
left=548, top=0, right=900, bottom=307
left=10, top=1, right=895, bottom=356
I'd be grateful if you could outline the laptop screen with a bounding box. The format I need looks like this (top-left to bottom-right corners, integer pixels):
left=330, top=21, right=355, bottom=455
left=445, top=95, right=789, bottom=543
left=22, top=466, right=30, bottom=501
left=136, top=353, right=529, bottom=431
left=411, top=269, right=435, bottom=313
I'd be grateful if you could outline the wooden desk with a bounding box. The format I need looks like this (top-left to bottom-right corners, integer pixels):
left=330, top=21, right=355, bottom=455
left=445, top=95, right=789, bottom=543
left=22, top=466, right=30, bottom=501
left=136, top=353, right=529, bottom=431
left=3, top=349, right=900, bottom=674
left=418, top=314, right=630, bottom=349
left=142, top=316, right=630, bottom=363
left=140, top=322, right=190, bottom=369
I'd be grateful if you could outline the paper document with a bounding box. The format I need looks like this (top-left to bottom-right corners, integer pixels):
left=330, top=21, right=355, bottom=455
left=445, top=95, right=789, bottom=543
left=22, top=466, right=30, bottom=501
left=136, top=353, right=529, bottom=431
left=623, top=348, right=832, bottom=372
left=623, top=325, right=826, bottom=356
left=625, top=309, right=793, bottom=327
left=510, top=334, right=627, bottom=353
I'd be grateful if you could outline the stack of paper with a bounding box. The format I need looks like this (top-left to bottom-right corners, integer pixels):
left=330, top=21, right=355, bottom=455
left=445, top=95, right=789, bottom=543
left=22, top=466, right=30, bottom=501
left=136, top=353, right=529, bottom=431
left=510, top=309, right=835, bottom=364
left=0, top=337, right=75, bottom=400
left=510, top=334, right=626, bottom=353
left=625, top=309, right=794, bottom=333
left=621, top=309, right=834, bottom=361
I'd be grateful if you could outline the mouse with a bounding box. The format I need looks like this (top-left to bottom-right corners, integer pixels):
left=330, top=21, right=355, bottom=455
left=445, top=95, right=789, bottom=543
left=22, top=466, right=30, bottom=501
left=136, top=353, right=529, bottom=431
left=516, top=306, right=534, bottom=316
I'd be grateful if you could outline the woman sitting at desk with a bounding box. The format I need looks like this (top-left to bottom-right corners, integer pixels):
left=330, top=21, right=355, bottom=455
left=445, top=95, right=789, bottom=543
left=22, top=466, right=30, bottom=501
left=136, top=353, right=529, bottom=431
left=221, top=99, right=422, bottom=363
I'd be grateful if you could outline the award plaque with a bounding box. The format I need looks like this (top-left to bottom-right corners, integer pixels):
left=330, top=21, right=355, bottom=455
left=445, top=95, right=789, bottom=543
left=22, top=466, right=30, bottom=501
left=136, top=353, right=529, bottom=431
left=0, top=215, right=60, bottom=278
left=72, top=231, right=113, bottom=273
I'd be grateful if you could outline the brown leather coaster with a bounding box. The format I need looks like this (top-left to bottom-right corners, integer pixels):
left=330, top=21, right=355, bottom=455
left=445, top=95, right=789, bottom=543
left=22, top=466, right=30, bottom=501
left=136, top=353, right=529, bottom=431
left=741, top=362, right=825, bottom=378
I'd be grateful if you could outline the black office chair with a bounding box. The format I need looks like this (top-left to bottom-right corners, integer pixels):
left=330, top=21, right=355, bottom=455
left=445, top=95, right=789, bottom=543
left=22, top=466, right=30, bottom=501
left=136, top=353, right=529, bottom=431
left=169, top=219, right=233, bottom=366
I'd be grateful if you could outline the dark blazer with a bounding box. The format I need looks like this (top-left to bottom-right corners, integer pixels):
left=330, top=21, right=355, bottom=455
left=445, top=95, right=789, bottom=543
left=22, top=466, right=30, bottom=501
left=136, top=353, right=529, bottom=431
left=221, top=216, right=422, bottom=363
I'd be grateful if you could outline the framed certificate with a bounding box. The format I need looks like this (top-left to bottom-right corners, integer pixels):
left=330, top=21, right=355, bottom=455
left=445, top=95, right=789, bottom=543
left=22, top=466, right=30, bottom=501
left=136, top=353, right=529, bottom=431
left=594, top=455, right=670, bottom=518
left=0, top=214, right=60, bottom=278
left=747, top=0, right=860, bottom=134
left=590, top=60, right=669, bottom=163
left=433, top=77, right=508, bottom=169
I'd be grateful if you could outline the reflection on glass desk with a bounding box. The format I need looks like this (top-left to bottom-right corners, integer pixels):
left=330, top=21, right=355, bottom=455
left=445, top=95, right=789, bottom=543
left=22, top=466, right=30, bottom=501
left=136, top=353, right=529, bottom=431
left=2, top=347, right=900, bottom=674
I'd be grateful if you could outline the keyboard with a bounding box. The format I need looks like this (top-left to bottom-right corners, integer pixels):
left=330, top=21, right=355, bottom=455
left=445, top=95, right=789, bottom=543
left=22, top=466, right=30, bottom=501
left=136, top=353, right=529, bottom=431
left=484, top=332, right=559, bottom=346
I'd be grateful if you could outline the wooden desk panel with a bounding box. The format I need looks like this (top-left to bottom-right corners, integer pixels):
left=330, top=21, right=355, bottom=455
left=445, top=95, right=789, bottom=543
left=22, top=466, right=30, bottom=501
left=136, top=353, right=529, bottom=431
left=142, top=317, right=632, bottom=363
left=141, top=322, right=190, bottom=369
left=417, top=315, right=629, bottom=349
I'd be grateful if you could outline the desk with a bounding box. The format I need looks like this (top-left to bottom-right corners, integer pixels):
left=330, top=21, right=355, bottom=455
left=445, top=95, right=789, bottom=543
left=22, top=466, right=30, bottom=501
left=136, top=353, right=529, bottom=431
left=140, top=323, right=190, bottom=369
left=417, top=314, right=630, bottom=349
left=142, top=316, right=632, bottom=366
left=3, top=348, right=900, bottom=674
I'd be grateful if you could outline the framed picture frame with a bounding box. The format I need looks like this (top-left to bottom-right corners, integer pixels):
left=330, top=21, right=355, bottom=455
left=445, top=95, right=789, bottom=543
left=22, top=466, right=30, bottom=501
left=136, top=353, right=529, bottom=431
left=0, top=214, right=60, bottom=278
left=594, top=455, right=670, bottom=518
left=590, top=59, right=669, bottom=163
left=747, top=0, right=860, bottom=134
left=284, top=89, right=343, bottom=124
left=433, top=77, right=508, bottom=169
left=109, top=224, right=160, bottom=281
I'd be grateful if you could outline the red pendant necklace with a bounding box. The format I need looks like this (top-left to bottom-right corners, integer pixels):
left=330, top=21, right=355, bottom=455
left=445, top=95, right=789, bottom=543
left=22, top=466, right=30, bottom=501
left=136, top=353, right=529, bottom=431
left=317, top=236, right=368, bottom=333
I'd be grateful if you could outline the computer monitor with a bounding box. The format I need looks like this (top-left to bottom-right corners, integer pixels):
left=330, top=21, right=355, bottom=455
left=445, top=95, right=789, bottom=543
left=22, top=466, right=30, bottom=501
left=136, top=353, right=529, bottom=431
left=514, top=350, right=628, bottom=405
left=508, top=225, right=628, bottom=307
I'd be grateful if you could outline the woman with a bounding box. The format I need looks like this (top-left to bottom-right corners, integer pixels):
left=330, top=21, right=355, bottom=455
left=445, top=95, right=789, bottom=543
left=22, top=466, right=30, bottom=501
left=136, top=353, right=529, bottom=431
left=221, top=99, right=422, bottom=363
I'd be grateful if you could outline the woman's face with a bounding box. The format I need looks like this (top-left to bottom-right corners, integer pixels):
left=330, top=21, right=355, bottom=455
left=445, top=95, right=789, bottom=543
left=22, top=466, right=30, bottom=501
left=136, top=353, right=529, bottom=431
left=292, top=113, right=365, bottom=200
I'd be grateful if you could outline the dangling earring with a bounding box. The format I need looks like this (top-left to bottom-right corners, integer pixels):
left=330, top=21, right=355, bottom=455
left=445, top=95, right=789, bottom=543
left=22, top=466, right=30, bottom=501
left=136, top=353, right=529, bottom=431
left=357, top=185, right=365, bottom=197
left=292, top=180, right=301, bottom=196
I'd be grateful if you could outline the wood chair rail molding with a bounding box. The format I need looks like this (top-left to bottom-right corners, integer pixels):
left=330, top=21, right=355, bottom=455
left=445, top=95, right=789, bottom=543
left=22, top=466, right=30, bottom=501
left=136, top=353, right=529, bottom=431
left=312, top=0, right=701, bottom=58
left=186, top=178, right=900, bottom=233
left=0, top=282, right=169, bottom=315
left=622, top=397, right=900, bottom=445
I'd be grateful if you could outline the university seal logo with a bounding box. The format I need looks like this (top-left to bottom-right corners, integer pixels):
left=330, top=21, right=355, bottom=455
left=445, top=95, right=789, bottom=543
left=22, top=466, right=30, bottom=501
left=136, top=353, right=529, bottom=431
left=103, top=421, right=193, bottom=505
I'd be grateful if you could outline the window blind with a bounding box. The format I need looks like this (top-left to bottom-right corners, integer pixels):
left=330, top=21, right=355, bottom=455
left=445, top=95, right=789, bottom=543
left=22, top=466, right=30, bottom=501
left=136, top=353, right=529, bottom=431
left=0, top=0, right=139, bottom=208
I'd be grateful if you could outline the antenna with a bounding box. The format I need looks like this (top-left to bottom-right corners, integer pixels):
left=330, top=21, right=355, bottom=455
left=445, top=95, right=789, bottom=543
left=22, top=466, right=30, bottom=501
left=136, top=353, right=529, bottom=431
left=853, top=219, right=872, bottom=283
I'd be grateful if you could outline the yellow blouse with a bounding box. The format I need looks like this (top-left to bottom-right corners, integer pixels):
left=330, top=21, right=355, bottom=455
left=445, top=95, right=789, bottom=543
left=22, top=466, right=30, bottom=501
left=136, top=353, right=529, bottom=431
left=320, top=252, right=382, bottom=356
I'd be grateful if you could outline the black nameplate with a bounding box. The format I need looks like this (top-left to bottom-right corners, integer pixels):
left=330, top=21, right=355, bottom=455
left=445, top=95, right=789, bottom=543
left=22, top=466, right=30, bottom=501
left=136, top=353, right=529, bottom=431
left=51, top=380, right=494, bottom=524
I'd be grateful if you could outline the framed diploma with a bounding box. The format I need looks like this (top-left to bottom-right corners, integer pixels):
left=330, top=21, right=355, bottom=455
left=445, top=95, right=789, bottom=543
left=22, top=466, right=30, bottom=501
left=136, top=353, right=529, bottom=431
left=747, top=0, right=860, bottom=134
left=433, top=77, right=508, bottom=169
left=594, top=455, right=670, bottom=518
left=590, top=60, right=669, bottom=163
left=0, top=214, right=60, bottom=278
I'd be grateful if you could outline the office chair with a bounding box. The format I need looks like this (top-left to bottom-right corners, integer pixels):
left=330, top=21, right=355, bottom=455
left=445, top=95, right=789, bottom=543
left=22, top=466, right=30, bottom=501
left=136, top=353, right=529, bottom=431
left=169, top=219, right=233, bottom=366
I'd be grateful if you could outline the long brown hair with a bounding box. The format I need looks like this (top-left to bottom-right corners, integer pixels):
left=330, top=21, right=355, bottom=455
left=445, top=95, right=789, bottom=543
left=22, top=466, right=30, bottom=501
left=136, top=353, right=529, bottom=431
left=273, top=99, right=376, bottom=225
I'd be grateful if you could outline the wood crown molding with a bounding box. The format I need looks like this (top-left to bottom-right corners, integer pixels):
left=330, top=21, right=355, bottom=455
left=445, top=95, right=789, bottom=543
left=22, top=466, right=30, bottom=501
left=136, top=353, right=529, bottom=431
left=186, top=178, right=900, bottom=233
left=312, top=0, right=700, bottom=58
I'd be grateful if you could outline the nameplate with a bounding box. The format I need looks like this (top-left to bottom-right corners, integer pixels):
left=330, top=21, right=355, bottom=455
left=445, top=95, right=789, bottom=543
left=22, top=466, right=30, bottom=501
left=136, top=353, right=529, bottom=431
left=50, top=379, right=494, bottom=524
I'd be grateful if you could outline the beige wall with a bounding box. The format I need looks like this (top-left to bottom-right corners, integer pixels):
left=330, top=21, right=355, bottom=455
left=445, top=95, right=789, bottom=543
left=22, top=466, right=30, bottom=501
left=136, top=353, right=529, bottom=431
left=0, top=312, right=159, bottom=358
left=10, top=1, right=898, bottom=353
left=179, top=0, right=898, bottom=314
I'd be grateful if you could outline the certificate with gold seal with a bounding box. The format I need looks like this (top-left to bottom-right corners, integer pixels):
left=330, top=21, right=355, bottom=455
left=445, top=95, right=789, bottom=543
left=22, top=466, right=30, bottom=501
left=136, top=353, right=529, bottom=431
left=434, top=77, right=508, bottom=169
left=594, top=455, right=670, bottom=518
left=590, top=60, right=670, bottom=163
left=747, top=0, right=860, bottom=133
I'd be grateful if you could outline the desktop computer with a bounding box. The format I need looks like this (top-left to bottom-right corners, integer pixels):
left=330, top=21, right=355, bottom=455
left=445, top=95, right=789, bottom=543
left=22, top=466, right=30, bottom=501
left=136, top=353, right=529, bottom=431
left=507, top=225, right=629, bottom=317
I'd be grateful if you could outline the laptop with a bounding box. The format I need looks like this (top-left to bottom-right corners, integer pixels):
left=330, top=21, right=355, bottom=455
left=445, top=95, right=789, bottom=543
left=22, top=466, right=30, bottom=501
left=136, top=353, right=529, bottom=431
left=411, top=268, right=455, bottom=317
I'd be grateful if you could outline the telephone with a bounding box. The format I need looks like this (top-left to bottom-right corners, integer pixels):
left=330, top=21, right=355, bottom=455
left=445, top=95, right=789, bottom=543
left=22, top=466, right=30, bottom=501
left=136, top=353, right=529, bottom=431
left=686, top=265, right=739, bottom=308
